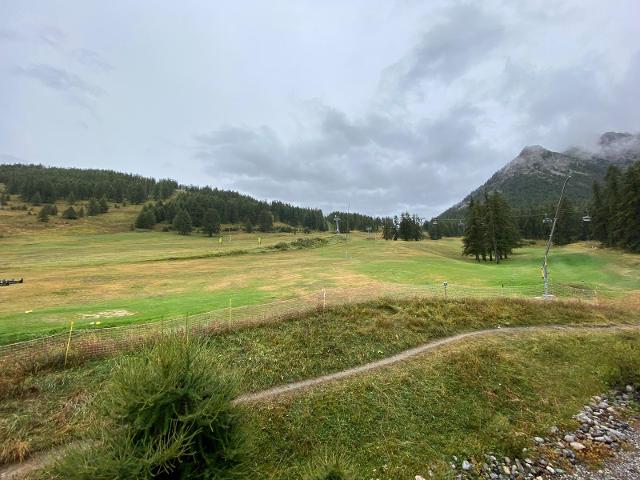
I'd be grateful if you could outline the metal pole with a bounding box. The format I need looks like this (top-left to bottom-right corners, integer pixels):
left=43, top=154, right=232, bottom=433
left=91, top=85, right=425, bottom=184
left=542, top=175, right=571, bottom=298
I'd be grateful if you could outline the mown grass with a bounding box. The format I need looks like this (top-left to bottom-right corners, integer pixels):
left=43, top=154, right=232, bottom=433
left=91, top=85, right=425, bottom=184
left=244, top=329, right=640, bottom=479
left=1, top=297, right=637, bottom=467
left=2, top=195, right=639, bottom=343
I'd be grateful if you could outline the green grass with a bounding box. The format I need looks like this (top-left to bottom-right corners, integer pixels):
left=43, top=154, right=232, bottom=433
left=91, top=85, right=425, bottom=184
left=2, top=209, right=639, bottom=344
left=244, top=329, right=640, bottom=479
left=1, top=297, right=636, bottom=467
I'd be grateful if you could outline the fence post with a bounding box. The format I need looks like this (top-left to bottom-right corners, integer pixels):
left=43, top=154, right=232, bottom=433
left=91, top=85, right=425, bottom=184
left=228, top=298, right=232, bottom=325
left=322, top=289, right=326, bottom=313
left=443, top=281, right=448, bottom=301
left=64, top=321, right=74, bottom=368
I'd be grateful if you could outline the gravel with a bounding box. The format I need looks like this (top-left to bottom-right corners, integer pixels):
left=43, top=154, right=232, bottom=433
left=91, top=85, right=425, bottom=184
left=440, top=385, right=640, bottom=480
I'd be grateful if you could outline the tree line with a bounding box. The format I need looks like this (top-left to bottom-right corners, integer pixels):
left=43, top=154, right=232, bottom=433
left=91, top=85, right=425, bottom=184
left=135, top=188, right=328, bottom=234
left=0, top=164, right=176, bottom=204
left=590, top=162, right=640, bottom=252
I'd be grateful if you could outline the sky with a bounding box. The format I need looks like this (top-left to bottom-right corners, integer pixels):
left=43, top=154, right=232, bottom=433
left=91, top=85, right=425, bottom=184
left=1, top=1, right=639, bottom=218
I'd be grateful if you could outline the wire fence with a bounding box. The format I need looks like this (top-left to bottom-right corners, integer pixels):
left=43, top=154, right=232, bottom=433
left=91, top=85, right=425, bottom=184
left=0, top=282, right=599, bottom=371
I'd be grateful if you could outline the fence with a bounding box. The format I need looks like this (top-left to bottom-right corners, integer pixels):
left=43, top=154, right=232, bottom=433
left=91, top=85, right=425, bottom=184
left=0, top=282, right=599, bottom=371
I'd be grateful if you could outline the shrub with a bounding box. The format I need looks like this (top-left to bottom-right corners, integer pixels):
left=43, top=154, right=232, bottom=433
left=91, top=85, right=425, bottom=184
left=51, top=337, right=249, bottom=479
left=62, top=206, right=78, bottom=220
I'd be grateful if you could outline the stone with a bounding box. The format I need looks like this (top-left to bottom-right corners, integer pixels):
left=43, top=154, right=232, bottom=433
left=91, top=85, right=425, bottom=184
left=570, top=441, right=586, bottom=451
left=462, top=460, right=472, bottom=471
left=564, top=434, right=576, bottom=443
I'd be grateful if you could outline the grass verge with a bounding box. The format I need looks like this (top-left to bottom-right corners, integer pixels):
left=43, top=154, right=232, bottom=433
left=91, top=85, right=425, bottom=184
left=243, top=329, right=640, bottom=479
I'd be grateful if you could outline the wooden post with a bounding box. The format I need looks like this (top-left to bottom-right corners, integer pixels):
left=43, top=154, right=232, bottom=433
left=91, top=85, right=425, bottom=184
left=64, top=321, right=74, bottom=368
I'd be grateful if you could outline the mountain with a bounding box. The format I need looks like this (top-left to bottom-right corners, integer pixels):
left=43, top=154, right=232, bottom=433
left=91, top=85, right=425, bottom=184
left=439, top=131, right=639, bottom=219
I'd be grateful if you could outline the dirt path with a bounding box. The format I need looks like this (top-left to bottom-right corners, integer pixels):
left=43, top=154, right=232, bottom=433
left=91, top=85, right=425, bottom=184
left=1, top=323, right=638, bottom=479
left=234, top=324, right=634, bottom=403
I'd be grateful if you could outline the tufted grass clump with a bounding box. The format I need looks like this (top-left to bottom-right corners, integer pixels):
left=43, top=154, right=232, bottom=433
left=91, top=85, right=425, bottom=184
left=303, top=453, right=355, bottom=480
left=50, top=336, right=249, bottom=479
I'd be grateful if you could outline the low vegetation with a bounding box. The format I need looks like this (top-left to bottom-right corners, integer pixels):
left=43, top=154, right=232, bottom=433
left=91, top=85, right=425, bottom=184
left=244, top=329, right=640, bottom=478
left=49, top=338, right=249, bottom=479
left=1, top=297, right=637, bottom=469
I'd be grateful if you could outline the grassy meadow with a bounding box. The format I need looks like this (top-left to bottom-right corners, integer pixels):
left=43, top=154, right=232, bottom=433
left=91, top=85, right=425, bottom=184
left=1, top=198, right=640, bottom=478
left=1, top=199, right=640, bottom=344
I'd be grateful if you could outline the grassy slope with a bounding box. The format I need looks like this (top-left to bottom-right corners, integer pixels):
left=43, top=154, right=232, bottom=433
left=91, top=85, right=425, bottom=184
left=1, top=201, right=639, bottom=343
left=245, top=329, right=640, bottom=479
left=1, top=297, right=637, bottom=466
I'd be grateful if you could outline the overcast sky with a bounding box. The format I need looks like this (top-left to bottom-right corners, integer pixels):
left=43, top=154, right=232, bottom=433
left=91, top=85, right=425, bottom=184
left=1, top=1, right=639, bottom=217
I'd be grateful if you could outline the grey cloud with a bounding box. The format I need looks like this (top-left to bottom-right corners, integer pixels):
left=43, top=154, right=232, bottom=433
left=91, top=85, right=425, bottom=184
left=38, top=25, right=65, bottom=47
left=71, top=49, right=113, bottom=72
left=379, top=3, right=505, bottom=101
left=195, top=101, right=498, bottom=217
left=15, top=63, right=104, bottom=100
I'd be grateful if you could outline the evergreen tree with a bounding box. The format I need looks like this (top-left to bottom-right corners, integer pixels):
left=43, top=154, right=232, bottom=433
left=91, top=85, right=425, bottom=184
left=257, top=209, right=273, bottom=232
left=67, top=192, right=76, bottom=205
left=37, top=205, right=49, bottom=222
left=619, top=161, right=640, bottom=252
left=590, top=181, right=607, bottom=243
left=553, top=196, right=578, bottom=245
left=172, top=209, right=192, bottom=235
left=78, top=206, right=85, bottom=218
left=99, top=196, right=109, bottom=214
left=31, top=191, right=42, bottom=205
left=202, top=208, right=221, bottom=237
left=135, top=209, right=156, bottom=229
left=428, top=219, right=442, bottom=240
left=462, top=199, right=485, bottom=261
left=87, top=197, right=100, bottom=216
left=62, top=206, right=78, bottom=219
left=244, top=219, right=254, bottom=233
left=382, top=217, right=396, bottom=240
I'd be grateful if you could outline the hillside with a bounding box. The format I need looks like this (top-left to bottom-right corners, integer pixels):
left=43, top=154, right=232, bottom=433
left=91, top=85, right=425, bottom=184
left=440, top=131, right=639, bottom=219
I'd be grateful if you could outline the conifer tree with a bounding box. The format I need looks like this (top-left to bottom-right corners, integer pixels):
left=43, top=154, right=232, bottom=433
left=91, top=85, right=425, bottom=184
left=257, top=209, right=273, bottom=232
left=62, top=206, right=78, bottom=219
left=135, top=209, right=156, bottom=229
left=37, top=205, right=49, bottom=222
left=619, top=161, right=640, bottom=252
left=78, top=206, right=85, bottom=218
left=87, top=197, right=100, bottom=216
left=202, top=208, right=221, bottom=237
left=173, top=209, right=192, bottom=235
left=462, top=199, right=485, bottom=261
left=99, top=196, right=109, bottom=214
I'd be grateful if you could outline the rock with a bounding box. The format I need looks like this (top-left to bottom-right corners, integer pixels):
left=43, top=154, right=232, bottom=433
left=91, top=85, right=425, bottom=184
left=461, top=460, right=471, bottom=471
left=534, top=436, right=545, bottom=444
left=564, top=434, right=576, bottom=442
left=415, top=476, right=425, bottom=480
left=570, top=441, right=586, bottom=451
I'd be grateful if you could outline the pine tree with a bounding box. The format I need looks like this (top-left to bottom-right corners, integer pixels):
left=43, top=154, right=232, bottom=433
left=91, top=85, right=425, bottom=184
left=590, top=182, right=607, bottom=243
left=619, top=161, right=640, bottom=252
left=173, top=209, right=192, bottom=235
left=257, top=209, right=273, bottom=232
left=87, top=198, right=100, bottom=216
left=37, top=206, right=49, bottom=222
left=31, top=191, right=42, bottom=205
left=62, top=206, right=78, bottom=220
left=135, top=209, right=156, bottom=229
left=382, top=217, right=395, bottom=240
left=244, top=219, right=254, bottom=233
left=99, top=196, right=109, bottom=214
left=202, top=208, right=221, bottom=237
left=78, top=206, right=85, bottom=218
left=462, top=199, right=484, bottom=261
left=67, top=192, right=76, bottom=205
left=553, top=196, right=578, bottom=245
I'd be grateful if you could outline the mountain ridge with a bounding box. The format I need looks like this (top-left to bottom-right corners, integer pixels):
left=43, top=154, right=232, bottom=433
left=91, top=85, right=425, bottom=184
left=439, top=131, right=639, bottom=218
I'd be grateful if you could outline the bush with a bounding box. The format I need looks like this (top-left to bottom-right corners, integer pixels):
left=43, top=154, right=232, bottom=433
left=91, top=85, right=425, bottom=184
left=51, top=337, right=249, bottom=479
left=62, top=206, right=78, bottom=220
